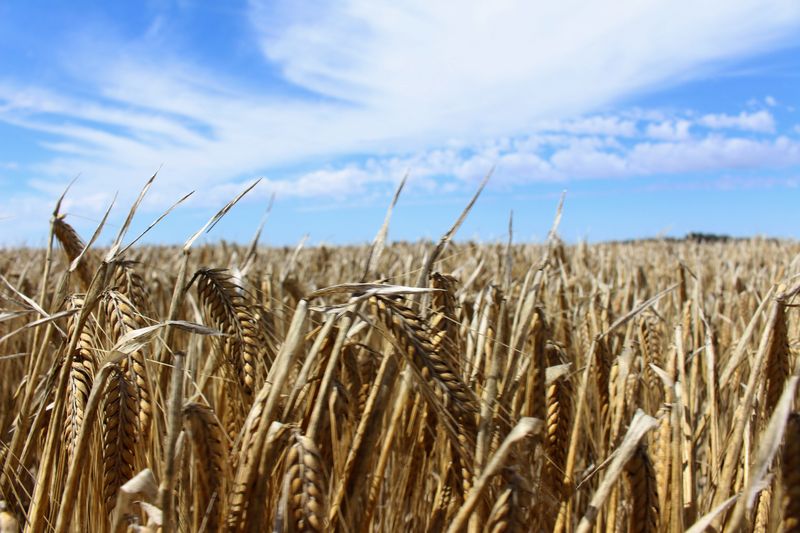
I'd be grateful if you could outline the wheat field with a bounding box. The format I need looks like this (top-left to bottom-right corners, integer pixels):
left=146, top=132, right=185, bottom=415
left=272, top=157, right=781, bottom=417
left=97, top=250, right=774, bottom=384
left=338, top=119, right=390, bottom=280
left=1, top=186, right=799, bottom=532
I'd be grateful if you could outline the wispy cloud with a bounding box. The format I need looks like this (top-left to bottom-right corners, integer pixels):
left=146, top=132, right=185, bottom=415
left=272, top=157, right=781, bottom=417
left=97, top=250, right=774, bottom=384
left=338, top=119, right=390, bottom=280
left=253, top=0, right=800, bottom=129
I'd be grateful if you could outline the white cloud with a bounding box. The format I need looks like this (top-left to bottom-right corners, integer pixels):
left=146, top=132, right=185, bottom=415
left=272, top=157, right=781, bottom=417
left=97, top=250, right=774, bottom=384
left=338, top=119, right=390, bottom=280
left=627, top=135, right=799, bottom=173
left=253, top=0, right=800, bottom=136
left=645, top=120, right=692, bottom=141
left=272, top=131, right=800, bottom=192
left=699, top=110, right=776, bottom=133
left=570, top=132, right=791, bottom=178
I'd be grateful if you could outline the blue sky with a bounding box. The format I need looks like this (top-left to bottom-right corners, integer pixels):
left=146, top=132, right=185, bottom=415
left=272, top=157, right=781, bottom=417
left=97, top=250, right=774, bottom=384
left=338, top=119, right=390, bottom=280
left=1, top=0, right=800, bottom=246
